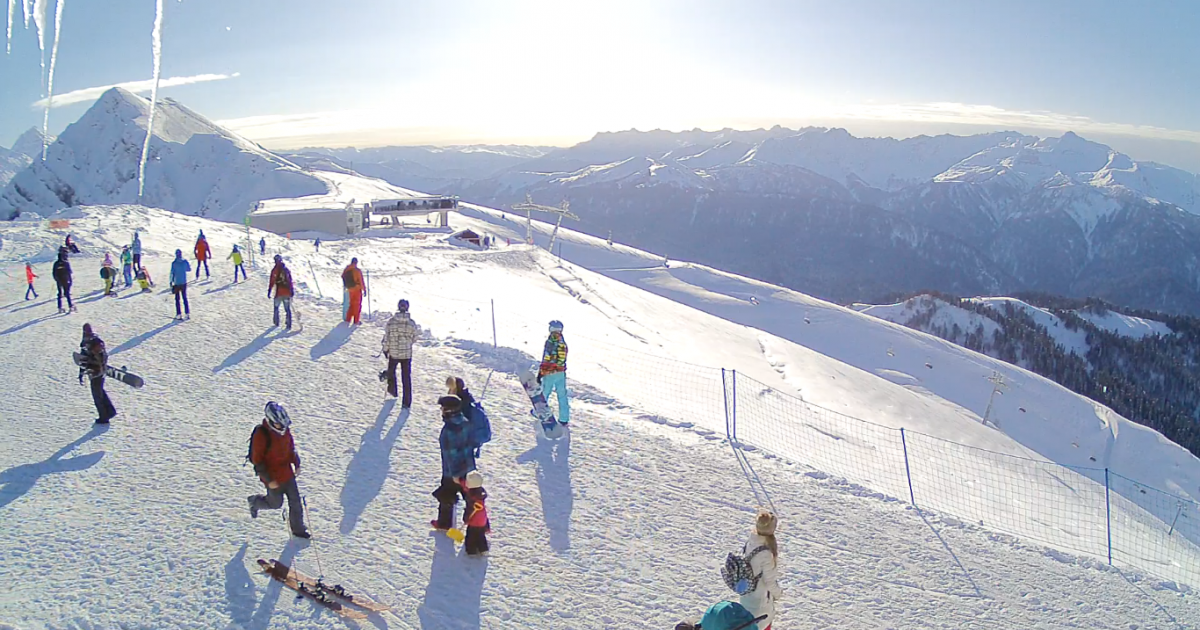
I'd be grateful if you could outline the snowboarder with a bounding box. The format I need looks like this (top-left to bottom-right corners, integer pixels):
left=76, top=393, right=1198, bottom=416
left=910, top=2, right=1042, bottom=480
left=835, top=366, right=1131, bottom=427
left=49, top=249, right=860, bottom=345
left=100, top=253, right=116, bottom=296
left=228, top=245, right=246, bottom=283
left=268, top=255, right=295, bottom=329
left=79, top=323, right=116, bottom=424
left=131, top=232, right=143, bottom=270
left=120, top=245, right=134, bottom=288
left=52, top=248, right=74, bottom=313
left=194, top=231, right=211, bottom=279
left=24, top=263, right=37, bottom=300
left=341, top=258, right=365, bottom=325
left=247, top=401, right=310, bottom=539
left=259, top=237, right=266, bottom=256
left=135, top=266, right=154, bottom=292
left=674, top=601, right=765, bottom=630
left=732, top=510, right=781, bottom=630
left=170, top=249, right=192, bottom=319
left=538, top=320, right=570, bottom=426
left=432, top=395, right=475, bottom=531
left=461, top=470, right=490, bottom=557
left=382, top=299, right=418, bottom=407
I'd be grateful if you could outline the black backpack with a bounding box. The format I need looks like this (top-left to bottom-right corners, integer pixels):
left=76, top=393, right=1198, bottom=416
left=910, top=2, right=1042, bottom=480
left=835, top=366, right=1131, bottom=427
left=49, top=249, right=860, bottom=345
left=342, top=267, right=358, bottom=289
left=721, top=545, right=769, bottom=595
left=274, top=266, right=291, bottom=292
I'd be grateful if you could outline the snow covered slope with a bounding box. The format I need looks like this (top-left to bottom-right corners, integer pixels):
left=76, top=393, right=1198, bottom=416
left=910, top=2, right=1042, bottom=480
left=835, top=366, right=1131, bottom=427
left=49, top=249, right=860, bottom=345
left=2, top=205, right=1198, bottom=628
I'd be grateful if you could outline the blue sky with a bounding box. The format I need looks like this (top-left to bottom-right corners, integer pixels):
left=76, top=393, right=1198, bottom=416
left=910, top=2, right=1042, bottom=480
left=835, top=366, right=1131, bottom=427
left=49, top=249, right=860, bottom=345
left=2, top=0, right=1198, bottom=169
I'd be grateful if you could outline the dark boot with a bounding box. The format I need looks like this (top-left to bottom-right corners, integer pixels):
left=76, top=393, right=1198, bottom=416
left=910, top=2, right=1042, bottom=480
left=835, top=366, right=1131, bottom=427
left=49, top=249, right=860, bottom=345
left=433, top=502, right=455, bottom=530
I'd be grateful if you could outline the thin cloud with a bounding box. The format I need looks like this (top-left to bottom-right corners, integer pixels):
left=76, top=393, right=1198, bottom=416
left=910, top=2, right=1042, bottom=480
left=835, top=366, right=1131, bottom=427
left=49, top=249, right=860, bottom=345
left=31, top=73, right=240, bottom=109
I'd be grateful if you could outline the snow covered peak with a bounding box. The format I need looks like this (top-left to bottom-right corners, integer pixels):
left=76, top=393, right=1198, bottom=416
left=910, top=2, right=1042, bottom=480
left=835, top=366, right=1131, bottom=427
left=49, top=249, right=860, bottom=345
left=10, top=127, right=48, bottom=159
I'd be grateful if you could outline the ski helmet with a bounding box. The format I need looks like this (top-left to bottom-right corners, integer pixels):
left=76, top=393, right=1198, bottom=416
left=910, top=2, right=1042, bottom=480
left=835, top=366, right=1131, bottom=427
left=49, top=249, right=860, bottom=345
left=264, top=401, right=291, bottom=434
left=549, top=320, right=564, bottom=332
left=274, top=254, right=283, bottom=264
left=397, top=299, right=409, bottom=312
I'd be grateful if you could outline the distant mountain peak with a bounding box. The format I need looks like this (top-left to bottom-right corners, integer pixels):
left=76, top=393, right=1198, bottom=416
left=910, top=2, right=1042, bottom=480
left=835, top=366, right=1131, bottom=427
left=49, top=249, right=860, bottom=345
left=11, top=127, right=49, bottom=159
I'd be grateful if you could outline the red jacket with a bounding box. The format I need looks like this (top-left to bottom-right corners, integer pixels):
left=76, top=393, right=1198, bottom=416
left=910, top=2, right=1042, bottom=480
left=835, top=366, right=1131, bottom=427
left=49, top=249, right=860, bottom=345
left=195, top=239, right=211, bottom=261
left=269, top=264, right=294, bottom=298
left=462, top=485, right=489, bottom=528
left=25, top=265, right=36, bottom=284
left=249, top=422, right=300, bottom=485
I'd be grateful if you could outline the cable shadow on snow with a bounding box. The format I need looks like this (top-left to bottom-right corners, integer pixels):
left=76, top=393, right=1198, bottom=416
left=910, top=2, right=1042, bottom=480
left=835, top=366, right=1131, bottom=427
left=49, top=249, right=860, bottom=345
left=516, top=431, right=574, bottom=552
left=213, top=328, right=289, bottom=374
left=0, top=311, right=66, bottom=337
left=417, top=533, right=488, bottom=630
left=223, top=542, right=256, bottom=627
left=339, top=401, right=408, bottom=535
left=247, top=537, right=305, bottom=630
left=916, top=509, right=984, bottom=599
left=0, top=424, right=108, bottom=510
left=310, top=323, right=357, bottom=361
left=1115, top=568, right=1185, bottom=630
left=109, top=320, right=181, bottom=356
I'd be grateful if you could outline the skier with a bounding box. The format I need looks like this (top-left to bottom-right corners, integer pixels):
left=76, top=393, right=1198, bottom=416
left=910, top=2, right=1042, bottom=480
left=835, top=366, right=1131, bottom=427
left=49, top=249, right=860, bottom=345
left=120, top=245, right=134, bottom=288
left=170, top=249, right=192, bottom=320
left=259, top=237, right=266, bottom=256
left=247, top=401, right=311, bottom=539
left=100, top=253, right=116, bottom=296
left=228, top=245, right=246, bottom=283
left=24, top=262, right=37, bottom=300
left=79, top=323, right=116, bottom=424
left=432, top=394, right=475, bottom=531
left=268, top=255, right=295, bottom=330
left=52, top=248, right=74, bottom=313
left=131, top=231, right=143, bottom=270
left=461, top=470, right=490, bottom=557
left=674, top=601, right=764, bottom=630
left=538, top=320, right=570, bottom=426
left=194, top=231, right=211, bottom=279
left=341, top=258, right=365, bottom=325
left=381, top=299, right=418, bottom=407
left=735, top=510, right=781, bottom=630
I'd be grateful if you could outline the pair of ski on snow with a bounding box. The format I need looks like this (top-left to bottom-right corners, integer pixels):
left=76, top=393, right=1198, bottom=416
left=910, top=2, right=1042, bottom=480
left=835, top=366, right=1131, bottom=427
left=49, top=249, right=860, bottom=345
left=258, top=558, right=390, bottom=619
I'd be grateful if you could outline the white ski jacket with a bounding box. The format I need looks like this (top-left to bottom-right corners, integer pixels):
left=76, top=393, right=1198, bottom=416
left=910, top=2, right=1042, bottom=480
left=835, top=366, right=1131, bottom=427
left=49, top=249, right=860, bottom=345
left=738, top=531, right=782, bottom=628
left=382, top=312, right=419, bottom=360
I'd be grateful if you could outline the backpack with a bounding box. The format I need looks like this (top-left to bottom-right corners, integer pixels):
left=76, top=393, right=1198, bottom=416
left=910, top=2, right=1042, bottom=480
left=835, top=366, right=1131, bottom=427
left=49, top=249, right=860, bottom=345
left=274, top=267, right=291, bottom=291
left=245, top=425, right=270, bottom=465
left=342, top=267, right=357, bottom=289
left=721, top=545, right=769, bottom=595
left=465, top=402, right=492, bottom=452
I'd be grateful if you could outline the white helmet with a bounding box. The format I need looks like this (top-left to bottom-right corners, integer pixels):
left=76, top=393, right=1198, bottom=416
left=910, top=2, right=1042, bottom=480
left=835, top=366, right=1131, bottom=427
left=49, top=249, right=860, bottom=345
left=264, top=401, right=291, bottom=434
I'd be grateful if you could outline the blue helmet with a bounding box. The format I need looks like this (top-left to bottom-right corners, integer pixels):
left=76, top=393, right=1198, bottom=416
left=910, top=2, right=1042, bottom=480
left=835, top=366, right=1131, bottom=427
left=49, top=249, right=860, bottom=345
left=549, top=320, right=564, bottom=332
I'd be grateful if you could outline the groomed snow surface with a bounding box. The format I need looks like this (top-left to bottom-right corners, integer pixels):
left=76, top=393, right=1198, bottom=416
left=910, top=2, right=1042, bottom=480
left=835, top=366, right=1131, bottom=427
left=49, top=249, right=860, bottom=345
left=1, top=206, right=1198, bottom=629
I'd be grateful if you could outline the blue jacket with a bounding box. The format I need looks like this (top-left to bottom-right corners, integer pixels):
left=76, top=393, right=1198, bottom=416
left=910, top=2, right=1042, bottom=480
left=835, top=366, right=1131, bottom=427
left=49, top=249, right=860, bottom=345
left=170, top=250, right=191, bottom=287
left=439, top=412, right=476, bottom=479
left=131, top=235, right=142, bottom=256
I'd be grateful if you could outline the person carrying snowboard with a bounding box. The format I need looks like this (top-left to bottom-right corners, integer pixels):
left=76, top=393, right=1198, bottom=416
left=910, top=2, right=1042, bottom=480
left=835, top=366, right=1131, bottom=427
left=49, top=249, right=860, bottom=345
left=24, top=262, right=37, bottom=300
left=53, top=248, right=74, bottom=313
left=79, top=323, right=117, bottom=424
left=101, top=253, right=117, bottom=296
left=341, top=258, right=365, bottom=325
left=170, top=249, right=192, bottom=320
left=120, top=245, right=134, bottom=288
left=268, top=255, right=295, bottom=329
left=131, top=231, right=143, bottom=270
left=382, top=299, right=418, bottom=407
left=538, top=320, right=570, bottom=426
left=228, top=245, right=247, bottom=283
left=461, top=470, right=490, bottom=557
left=194, top=231, right=211, bottom=279
left=432, top=395, right=475, bottom=531
left=247, top=401, right=311, bottom=539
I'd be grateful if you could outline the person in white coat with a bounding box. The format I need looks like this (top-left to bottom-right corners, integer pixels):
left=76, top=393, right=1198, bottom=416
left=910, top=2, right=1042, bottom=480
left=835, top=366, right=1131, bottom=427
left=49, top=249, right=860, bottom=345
left=739, top=510, right=782, bottom=629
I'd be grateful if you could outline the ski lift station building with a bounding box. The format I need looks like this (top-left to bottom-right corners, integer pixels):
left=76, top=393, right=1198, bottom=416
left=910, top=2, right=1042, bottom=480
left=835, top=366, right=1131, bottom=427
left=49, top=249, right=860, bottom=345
left=249, top=175, right=458, bottom=236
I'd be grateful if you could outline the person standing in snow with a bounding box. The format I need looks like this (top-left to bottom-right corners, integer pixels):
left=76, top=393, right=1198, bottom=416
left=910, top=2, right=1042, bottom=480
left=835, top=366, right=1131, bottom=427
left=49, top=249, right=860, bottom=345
left=247, top=401, right=310, bottom=539
left=268, top=255, right=295, bottom=330
left=101, top=253, right=116, bottom=296
left=194, top=231, right=211, bottom=279
left=341, top=257, right=365, bottom=325
left=314, top=238, right=321, bottom=252
left=538, top=320, right=570, bottom=426
left=170, top=249, right=192, bottom=320
left=461, top=470, right=490, bottom=557
left=228, top=245, right=246, bottom=283
left=120, top=245, right=134, bottom=288
left=736, top=510, right=782, bottom=630
left=24, top=262, right=38, bottom=300
left=79, top=323, right=116, bottom=424
left=382, top=299, right=418, bottom=407
left=65, top=234, right=80, bottom=254
left=432, top=394, right=475, bottom=531
left=131, top=232, right=143, bottom=271
left=259, top=237, right=266, bottom=256
left=53, top=248, right=74, bottom=313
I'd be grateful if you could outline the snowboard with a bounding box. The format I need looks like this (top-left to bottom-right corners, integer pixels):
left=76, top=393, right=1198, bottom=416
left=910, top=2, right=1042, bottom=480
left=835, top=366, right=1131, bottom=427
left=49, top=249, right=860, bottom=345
left=519, top=363, right=564, bottom=439
left=73, top=352, right=145, bottom=388
left=278, top=559, right=392, bottom=613
left=256, top=559, right=369, bottom=619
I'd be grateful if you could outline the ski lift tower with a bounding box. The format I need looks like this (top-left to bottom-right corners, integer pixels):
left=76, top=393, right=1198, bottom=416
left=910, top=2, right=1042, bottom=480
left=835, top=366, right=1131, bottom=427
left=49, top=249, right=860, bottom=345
left=511, top=194, right=579, bottom=253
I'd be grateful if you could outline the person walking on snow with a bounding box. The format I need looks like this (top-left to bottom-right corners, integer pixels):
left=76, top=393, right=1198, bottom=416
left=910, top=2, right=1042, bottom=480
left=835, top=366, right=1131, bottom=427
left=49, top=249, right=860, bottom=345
left=101, top=253, right=116, bottom=296
left=228, top=245, right=247, bottom=283
left=461, top=470, right=490, bottom=557
left=120, top=245, right=134, bottom=288
left=53, top=248, right=74, bottom=313
left=247, top=401, right=311, bottom=539
left=314, top=238, right=321, bottom=252
left=131, top=232, right=143, bottom=270
left=268, top=255, right=295, bottom=330
left=24, top=263, right=37, bottom=300
left=170, top=249, right=192, bottom=320
left=539, top=320, right=570, bottom=426
left=194, top=231, right=211, bottom=279
left=79, top=323, right=117, bottom=424
left=382, top=299, right=418, bottom=407
left=341, top=257, right=365, bottom=325
left=259, top=237, right=266, bottom=256
left=735, top=510, right=782, bottom=630
left=432, top=395, right=475, bottom=531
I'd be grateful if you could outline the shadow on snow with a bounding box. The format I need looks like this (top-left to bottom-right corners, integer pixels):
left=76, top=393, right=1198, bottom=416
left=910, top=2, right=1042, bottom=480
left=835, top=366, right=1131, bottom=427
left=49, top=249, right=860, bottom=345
left=0, top=424, right=108, bottom=510
left=339, top=401, right=409, bottom=535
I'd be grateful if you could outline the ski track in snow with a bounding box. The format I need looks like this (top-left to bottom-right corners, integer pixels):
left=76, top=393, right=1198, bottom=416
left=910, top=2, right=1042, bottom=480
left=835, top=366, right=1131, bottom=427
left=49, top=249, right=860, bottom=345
left=0, top=209, right=1197, bottom=628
